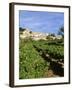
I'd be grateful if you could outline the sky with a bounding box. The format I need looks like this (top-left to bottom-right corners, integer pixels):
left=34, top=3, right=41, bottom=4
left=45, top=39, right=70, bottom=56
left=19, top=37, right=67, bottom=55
left=19, top=10, right=64, bottom=34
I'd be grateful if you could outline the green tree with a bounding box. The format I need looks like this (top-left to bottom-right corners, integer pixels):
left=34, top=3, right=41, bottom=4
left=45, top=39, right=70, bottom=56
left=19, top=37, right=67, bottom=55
left=19, top=27, right=26, bottom=34
left=50, top=33, right=55, bottom=37
left=19, top=27, right=26, bottom=31
left=58, top=26, right=64, bottom=38
left=29, top=31, right=32, bottom=34
left=46, top=35, right=52, bottom=40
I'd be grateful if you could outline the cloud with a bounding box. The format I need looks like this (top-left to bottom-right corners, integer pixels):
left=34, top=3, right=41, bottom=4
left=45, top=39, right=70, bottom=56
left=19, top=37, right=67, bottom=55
left=19, top=10, right=64, bottom=34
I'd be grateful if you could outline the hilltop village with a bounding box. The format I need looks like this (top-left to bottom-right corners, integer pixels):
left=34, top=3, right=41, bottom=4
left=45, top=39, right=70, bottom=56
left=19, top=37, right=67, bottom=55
left=19, top=28, right=62, bottom=40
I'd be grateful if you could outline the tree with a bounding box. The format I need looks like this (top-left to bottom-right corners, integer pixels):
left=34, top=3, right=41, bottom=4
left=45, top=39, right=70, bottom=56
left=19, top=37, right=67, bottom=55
left=19, top=27, right=26, bottom=32
left=50, top=33, right=55, bottom=37
left=29, top=31, right=32, bottom=34
left=46, top=35, right=52, bottom=40
left=58, top=26, right=64, bottom=38
left=19, top=27, right=26, bottom=34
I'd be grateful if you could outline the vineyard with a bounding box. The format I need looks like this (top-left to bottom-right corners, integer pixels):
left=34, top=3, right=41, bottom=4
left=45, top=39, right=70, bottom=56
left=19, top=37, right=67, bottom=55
left=19, top=38, right=64, bottom=79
